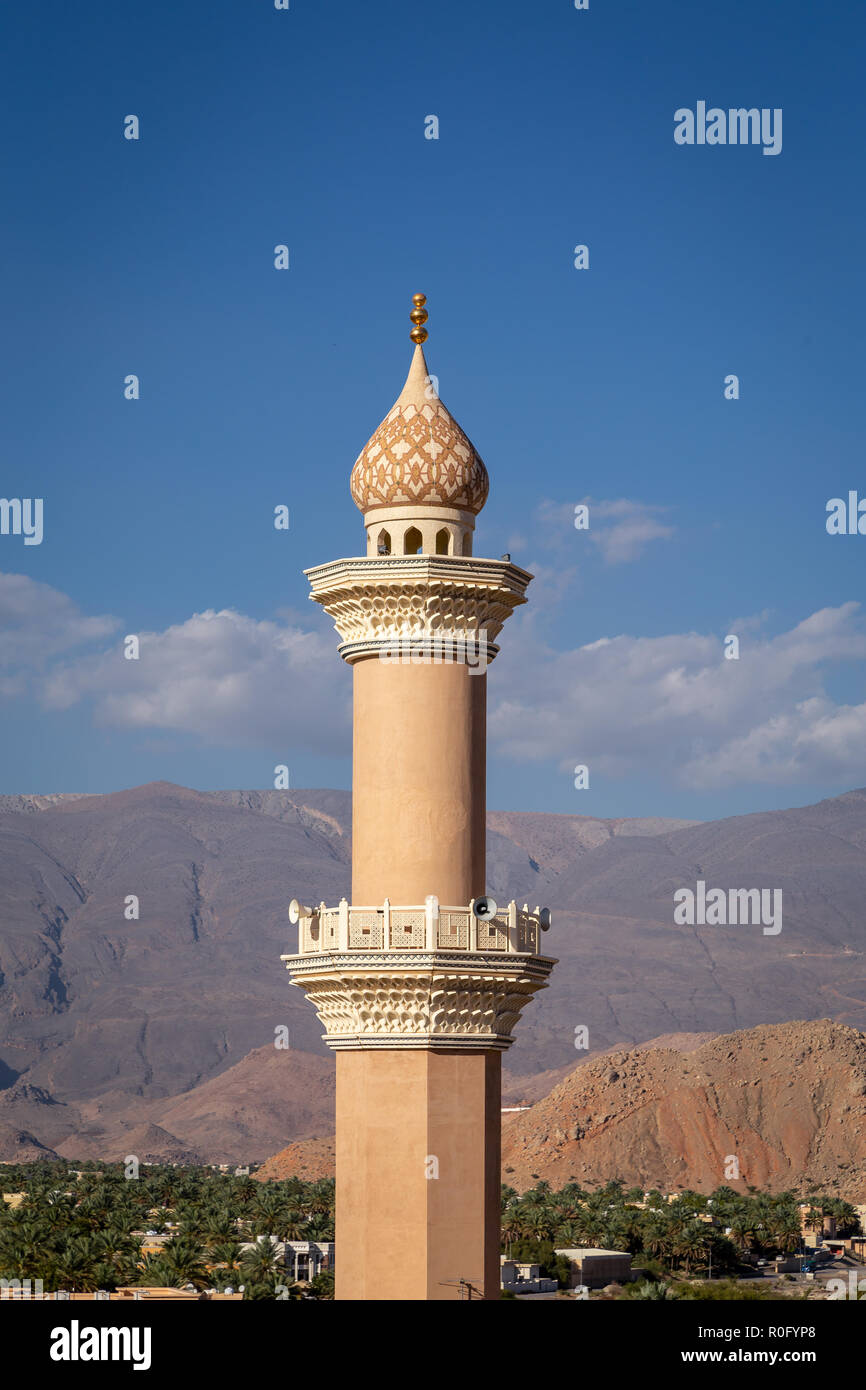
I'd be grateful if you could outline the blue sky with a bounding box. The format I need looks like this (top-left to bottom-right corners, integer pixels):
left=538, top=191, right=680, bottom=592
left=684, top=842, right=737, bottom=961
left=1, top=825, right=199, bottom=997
left=1, top=0, right=864, bottom=819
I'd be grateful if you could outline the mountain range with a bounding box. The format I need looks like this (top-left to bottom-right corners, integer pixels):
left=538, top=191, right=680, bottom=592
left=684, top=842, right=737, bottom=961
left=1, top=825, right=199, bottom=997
left=0, top=781, right=864, bottom=1167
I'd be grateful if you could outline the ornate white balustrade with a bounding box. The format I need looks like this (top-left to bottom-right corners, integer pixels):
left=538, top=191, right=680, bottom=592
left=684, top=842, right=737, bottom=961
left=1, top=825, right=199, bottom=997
left=290, top=898, right=550, bottom=957
left=282, top=896, right=555, bottom=1051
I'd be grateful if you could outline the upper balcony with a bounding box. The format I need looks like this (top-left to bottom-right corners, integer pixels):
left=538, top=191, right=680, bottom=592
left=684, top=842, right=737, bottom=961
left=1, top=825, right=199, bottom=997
left=285, top=897, right=551, bottom=958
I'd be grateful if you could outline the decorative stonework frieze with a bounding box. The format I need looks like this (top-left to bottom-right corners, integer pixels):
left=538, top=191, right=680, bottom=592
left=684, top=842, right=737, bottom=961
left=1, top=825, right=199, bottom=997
left=280, top=951, right=555, bottom=1052
left=304, top=555, right=531, bottom=664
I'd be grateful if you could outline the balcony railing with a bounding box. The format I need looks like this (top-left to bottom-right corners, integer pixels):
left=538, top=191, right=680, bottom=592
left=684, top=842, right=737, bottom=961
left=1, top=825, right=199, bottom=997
left=289, top=898, right=551, bottom=957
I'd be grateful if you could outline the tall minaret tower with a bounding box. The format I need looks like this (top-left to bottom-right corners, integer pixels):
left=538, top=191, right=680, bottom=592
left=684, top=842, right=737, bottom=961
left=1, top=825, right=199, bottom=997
left=283, top=295, right=555, bottom=1301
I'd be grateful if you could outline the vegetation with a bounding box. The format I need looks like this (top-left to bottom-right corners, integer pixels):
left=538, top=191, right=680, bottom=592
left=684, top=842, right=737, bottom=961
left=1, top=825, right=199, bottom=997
left=0, top=1161, right=334, bottom=1299
left=500, top=1178, right=861, bottom=1285
left=0, top=1162, right=858, bottom=1300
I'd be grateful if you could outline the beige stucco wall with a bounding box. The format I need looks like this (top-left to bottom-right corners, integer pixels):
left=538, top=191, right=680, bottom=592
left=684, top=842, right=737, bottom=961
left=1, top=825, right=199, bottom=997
left=335, top=1049, right=501, bottom=1300
left=351, top=657, right=486, bottom=905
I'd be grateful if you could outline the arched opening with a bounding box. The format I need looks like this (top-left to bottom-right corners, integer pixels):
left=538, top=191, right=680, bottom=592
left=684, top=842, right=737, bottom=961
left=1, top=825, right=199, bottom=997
left=404, top=526, right=423, bottom=555
left=377, top=529, right=391, bottom=556
left=435, top=528, right=450, bottom=555
left=461, top=532, right=472, bottom=555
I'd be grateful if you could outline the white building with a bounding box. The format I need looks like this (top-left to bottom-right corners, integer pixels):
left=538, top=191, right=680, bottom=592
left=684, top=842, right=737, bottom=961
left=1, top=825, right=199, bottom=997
left=282, top=1241, right=333, bottom=1283
left=500, top=1258, right=558, bottom=1295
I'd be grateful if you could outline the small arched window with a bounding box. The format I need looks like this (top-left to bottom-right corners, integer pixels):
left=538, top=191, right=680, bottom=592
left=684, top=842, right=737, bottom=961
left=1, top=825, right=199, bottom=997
left=404, top=526, right=423, bottom=555
left=377, top=529, right=391, bottom=556
left=435, top=528, right=450, bottom=555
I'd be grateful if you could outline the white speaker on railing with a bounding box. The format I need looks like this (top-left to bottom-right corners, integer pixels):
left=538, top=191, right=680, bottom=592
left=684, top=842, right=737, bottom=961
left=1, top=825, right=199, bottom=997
left=288, top=899, right=313, bottom=924
left=472, top=897, right=498, bottom=921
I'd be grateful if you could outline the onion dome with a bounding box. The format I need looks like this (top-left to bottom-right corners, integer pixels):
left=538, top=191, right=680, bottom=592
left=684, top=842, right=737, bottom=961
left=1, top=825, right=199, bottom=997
left=350, top=295, right=489, bottom=516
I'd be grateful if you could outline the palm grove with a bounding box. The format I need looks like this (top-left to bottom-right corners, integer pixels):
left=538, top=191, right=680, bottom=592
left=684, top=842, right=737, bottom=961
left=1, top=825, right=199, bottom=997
left=0, top=1164, right=859, bottom=1298
left=0, top=1163, right=335, bottom=1299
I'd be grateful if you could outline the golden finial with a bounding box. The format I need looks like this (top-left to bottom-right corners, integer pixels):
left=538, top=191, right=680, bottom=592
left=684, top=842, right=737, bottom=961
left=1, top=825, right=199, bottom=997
left=409, top=292, right=428, bottom=345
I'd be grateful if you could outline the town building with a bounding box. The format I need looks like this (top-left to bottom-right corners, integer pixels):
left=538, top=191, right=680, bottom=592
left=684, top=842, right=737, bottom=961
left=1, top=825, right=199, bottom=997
left=555, top=1248, right=635, bottom=1289
left=282, top=1241, right=333, bottom=1283
left=500, top=1258, right=558, bottom=1295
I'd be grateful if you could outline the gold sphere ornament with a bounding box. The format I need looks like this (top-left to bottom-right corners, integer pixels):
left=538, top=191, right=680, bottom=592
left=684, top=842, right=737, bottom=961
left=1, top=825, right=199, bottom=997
left=410, top=292, right=428, bottom=343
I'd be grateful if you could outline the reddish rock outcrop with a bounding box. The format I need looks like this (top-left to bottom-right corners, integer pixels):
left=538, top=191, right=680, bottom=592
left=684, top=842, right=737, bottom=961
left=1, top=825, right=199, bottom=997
left=501, top=1019, right=866, bottom=1197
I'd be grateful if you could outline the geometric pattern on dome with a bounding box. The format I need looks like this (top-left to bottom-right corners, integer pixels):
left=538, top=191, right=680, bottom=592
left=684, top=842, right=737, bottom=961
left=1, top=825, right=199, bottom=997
left=349, top=345, right=490, bottom=515
left=351, top=400, right=489, bottom=513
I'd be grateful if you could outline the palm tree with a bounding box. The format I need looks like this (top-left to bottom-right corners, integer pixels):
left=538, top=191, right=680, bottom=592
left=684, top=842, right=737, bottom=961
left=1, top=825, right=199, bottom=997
left=520, top=1184, right=552, bottom=1210
left=728, top=1215, right=755, bottom=1252
left=827, top=1198, right=860, bottom=1235
left=240, top=1236, right=282, bottom=1286
left=501, top=1211, right=522, bottom=1253
left=304, top=1214, right=333, bottom=1242
left=147, top=1236, right=210, bottom=1290
left=252, top=1191, right=285, bottom=1224
left=630, top=1279, right=675, bottom=1299
left=308, top=1269, right=335, bottom=1300
left=526, top=1209, right=554, bottom=1243
left=673, top=1222, right=710, bottom=1275
left=277, top=1209, right=309, bottom=1242
left=210, top=1241, right=241, bottom=1271
left=307, top=1181, right=335, bottom=1217
left=553, top=1198, right=585, bottom=1228
left=52, top=1241, right=102, bottom=1293
left=770, top=1212, right=803, bottom=1254
left=202, top=1210, right=238, bottom=1247
left=639, top=1214, right=671, bottom=1263
left=554, top=1222, right=584, bottom=1249
left=0, top=1216, right=53, bottom=1281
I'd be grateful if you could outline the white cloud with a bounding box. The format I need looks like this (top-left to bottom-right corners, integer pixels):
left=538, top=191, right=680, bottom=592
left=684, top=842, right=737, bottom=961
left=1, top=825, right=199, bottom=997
left=5, top=572, right=866, bottom=789
left=0, top=572, right=118, bottom=696
left=1, top=573, right=350, bottom=755
left=535, top=497, right=675, bottom=565
left=587, top=499, right=675, bottom=565
left=489, top=602, right=866, bottom=788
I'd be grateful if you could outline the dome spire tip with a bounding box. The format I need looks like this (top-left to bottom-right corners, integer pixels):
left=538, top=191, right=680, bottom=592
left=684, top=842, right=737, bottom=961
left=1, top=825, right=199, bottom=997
left=409, top=292, right=428, bottom=345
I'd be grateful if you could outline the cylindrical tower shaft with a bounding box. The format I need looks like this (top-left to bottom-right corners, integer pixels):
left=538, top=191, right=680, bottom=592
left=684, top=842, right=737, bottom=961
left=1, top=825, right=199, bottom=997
left=352, top=659, right=486, bottom=905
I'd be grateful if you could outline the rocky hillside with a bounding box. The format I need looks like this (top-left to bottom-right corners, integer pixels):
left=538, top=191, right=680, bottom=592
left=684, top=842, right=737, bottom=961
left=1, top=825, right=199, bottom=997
left=0, top=1046, right=336, bottom=1166
left=255, top=1135, right=336, bottom=1183
left=0, top=1123, right=61, bottom=1163
left=500, top=1020, right=866, bottom=1198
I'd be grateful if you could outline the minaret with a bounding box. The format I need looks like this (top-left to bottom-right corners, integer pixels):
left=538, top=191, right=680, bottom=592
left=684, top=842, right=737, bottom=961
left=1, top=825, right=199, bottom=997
left=282, top=295, right=555, bottom=1301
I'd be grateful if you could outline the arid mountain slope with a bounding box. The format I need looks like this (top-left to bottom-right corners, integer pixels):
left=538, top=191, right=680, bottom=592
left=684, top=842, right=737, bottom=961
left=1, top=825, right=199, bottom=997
left=1, top=1047, right=336, bottom=1166
left=500, top=1019, right=866, bottom=1197
left=255, top=1135, right=336, bottom=1183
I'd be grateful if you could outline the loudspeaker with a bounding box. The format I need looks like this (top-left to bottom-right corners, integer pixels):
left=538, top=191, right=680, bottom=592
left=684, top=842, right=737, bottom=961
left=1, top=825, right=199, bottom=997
left=472, top=896, right=498, bottom=921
